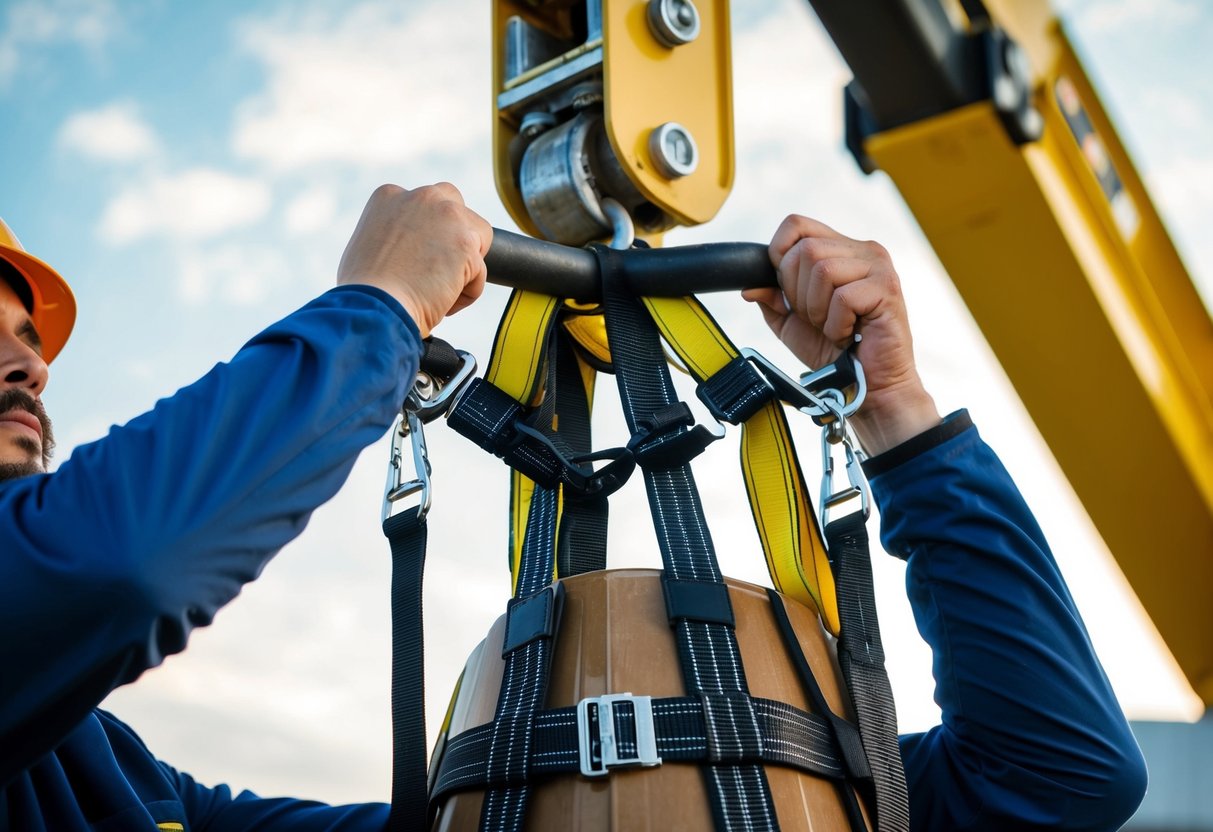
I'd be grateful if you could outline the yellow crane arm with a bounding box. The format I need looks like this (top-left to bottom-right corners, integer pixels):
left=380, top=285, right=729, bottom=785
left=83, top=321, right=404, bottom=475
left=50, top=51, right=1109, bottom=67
left=814, top=0, right=1213, bottom=702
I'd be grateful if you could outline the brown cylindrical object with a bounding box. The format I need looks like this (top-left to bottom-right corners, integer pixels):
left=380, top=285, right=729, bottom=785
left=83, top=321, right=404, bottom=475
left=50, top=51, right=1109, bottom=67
left=432, top=569, right=871, bottom=831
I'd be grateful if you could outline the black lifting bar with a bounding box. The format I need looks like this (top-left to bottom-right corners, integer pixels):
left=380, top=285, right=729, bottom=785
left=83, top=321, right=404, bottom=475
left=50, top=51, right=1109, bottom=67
left=484, top=228, right=779, bottom=302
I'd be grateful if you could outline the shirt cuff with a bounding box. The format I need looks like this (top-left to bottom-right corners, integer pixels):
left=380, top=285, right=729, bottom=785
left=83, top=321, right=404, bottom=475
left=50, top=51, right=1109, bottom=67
left=325, top=284, right=420, bottom=342
left=861, top=409, right=973, bottom=479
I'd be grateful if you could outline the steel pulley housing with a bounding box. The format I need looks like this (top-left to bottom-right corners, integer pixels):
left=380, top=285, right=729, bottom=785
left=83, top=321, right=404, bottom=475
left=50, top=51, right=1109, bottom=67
left=492, top=0, right=734, bottom=246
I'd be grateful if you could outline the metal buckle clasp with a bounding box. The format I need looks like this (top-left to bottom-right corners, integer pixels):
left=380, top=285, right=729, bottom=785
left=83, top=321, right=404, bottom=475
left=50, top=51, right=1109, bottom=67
left=382, top=409, right=431, bottom=523
left=382, top=350, right=478, bottom=523
left=577, top=693, right=662, bottom=778
left=819, top=402, right=871, bottom=528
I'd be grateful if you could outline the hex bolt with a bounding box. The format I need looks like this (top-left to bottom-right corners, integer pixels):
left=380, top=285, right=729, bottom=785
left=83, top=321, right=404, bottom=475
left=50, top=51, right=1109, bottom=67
left=519, top=111, right=557, bottom=140
left=647, top=0, right=701, bottom=48
left=648, top=122, right=698, bottom=179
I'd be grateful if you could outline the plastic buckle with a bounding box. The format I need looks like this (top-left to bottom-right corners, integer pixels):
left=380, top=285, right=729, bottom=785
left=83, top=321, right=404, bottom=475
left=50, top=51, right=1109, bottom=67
left=577, top=693, right=662, bottom=778
left=382, top=409, right=431, bottom=523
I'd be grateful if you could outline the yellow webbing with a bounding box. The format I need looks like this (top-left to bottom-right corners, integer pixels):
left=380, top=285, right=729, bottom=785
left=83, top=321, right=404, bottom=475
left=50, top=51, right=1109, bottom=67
left=487, top=290, right=560, bottom=405
left=642, top=296, right=840, bottom=634
left=485, top=290, right=563, bottom=593
left=561, top=311, right=612, bottom=366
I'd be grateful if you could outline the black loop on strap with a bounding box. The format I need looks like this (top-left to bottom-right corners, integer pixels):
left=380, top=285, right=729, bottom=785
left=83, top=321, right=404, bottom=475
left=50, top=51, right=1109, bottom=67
left=662, top=577, right=736, bottom=628
left=627, top=401, right=720, bottom=470
left=503, top=584, right=565, bottom=657
left=449, top=379, right=636, bottom=498
left=698, top=356, right=777, bottom=424
left=420, top=336, right=465, bottom=378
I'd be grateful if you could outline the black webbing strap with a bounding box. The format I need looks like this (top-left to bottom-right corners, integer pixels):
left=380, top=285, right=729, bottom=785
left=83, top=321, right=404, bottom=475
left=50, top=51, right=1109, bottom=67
left=595, top=245, right=779, bottom=832
left=827, top=512, right=910, bottom=832
left=431, top=693, right=854, bottom=800
left=383, top=506, right=429, bottom=832
left=447, top=376, right=634, bottom=499
left=477, top=484, right=561, bottom=832
left=767, top=588, right=870, bottom=832
left=547, top=326, right=608, bottom=576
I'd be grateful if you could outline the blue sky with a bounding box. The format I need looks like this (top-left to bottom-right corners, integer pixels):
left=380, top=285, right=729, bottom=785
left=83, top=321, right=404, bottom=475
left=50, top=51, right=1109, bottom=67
left=2, top=0, right=1211, bottom=805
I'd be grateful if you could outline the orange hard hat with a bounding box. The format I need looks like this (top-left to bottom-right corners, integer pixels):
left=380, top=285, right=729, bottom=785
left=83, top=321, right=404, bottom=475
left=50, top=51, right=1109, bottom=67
left=0, top=218, right=76, bottom=364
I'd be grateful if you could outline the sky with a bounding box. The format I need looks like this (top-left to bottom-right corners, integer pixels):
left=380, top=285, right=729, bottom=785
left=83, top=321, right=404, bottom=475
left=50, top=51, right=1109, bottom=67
left=2, top=0, right=1211, bottom=807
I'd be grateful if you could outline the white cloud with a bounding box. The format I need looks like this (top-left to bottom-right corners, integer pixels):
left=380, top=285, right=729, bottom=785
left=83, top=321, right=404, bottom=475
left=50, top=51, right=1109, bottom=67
left=58, top=101, right=160, bottom=162
left=177, top=242, right=290, bottom=307
left=99, top=169, right=272, bottom=245
left=731, top=8, right=849, bottom=150
left=231, top=0, right=489, bottom=172
left=1073, top=0, right=1199, bottom=31
left=283, top=186, right=338, bottom=235
left=0, top=0, right=118, bottom=86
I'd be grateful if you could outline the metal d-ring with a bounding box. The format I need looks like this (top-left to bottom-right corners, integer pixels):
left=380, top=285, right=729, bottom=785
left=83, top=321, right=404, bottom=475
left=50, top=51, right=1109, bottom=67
left=600, top=197, right=636, bottom=250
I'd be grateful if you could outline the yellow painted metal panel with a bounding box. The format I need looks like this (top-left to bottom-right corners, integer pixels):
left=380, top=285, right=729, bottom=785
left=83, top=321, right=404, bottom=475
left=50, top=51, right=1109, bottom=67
left=864, top=30, right=1213, bottom=701
left=600, top=0, right=733, bottom=226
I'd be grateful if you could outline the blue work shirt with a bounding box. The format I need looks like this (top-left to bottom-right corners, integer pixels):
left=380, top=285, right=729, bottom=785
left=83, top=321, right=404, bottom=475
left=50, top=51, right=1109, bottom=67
left=868, top=412, right=1147, bottom=830
left=0, top=287, right=1146, bottom=830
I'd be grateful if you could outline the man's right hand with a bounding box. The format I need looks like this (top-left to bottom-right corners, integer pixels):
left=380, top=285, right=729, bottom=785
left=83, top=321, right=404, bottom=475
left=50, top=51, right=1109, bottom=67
left=337, top=183, right=492, bottom=338
left=744, top=214, right=941, bottom=455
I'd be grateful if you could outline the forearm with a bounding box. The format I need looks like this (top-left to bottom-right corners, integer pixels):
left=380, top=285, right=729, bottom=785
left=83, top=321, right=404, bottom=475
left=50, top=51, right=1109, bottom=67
left=849, top=377, right=940, bottom=457
left=869, top=413, right=1145, bottom=831
left=0, top=286, right=421, bottom=782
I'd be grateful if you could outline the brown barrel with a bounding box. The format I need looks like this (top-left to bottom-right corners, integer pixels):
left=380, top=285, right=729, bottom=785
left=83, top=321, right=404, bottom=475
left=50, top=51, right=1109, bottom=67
left=431, top=568, right=871, bottom=831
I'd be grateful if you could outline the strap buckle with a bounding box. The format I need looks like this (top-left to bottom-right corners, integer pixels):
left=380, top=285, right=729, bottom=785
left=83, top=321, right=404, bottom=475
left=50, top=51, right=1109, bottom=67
left=577, top=693, right=662, bottom=778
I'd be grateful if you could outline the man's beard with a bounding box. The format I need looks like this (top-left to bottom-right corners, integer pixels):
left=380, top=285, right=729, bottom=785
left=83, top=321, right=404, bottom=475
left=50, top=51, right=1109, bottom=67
left=0, top=389, right=55, bottom=482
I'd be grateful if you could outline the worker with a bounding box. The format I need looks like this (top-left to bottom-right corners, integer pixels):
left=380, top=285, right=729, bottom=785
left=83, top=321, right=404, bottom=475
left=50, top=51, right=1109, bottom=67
left=745, top=214, right=1149, bottom=831
left=0, top=186, right=1146, bottom=830
left=0, top=182, right=490, bottom=829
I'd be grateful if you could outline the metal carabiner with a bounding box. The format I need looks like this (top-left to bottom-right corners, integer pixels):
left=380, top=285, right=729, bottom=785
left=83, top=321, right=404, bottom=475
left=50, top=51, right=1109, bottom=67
left=382, top=408, right=432, bottom=523
left=818, top=402, right=871, bottom=529
left=383, top=348, right=477, bottom=523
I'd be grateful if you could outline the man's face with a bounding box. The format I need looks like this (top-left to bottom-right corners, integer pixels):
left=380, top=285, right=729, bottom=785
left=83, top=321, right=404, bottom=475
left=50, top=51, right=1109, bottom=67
left=0, top=276, right=53, bottom=481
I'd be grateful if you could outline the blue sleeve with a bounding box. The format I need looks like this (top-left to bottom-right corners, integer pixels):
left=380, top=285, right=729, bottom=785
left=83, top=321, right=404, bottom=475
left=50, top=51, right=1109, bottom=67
left=164, top=765, right=389, bottom=831
left=0, top=286, right=422, bottom=785
left=867, top=412, right=1147, bottom=831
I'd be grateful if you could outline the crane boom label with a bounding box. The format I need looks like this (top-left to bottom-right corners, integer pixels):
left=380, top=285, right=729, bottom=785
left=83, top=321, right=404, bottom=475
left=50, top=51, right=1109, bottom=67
left=1055, top=75, right=1141, bottom=239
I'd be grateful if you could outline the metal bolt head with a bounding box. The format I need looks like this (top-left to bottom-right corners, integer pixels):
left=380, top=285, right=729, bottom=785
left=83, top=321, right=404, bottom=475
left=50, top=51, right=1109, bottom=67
left=519, top=111, right=556, bottom=140
left=647, top=0, right=701, bottom=48
left=648, top=122, right=698, bottom=179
